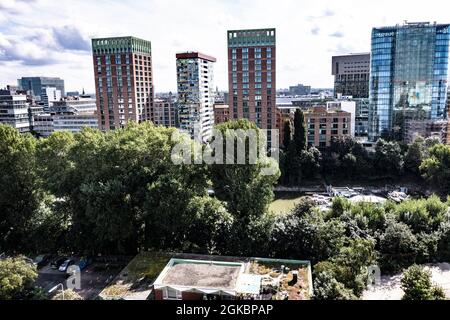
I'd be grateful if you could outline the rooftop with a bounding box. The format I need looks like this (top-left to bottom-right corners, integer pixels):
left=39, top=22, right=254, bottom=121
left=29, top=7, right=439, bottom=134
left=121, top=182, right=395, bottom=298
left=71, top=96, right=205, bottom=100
left=153, top=254, right=313, bottom=300
left=227, top=28, right=276, bottom=47
left=160, top=260, right=242, bottom=289
left=214, top=104, right=229, bottom=109
left=92, top=36, right=152, bottom=55
left=176, top=52, right=217, bottom=62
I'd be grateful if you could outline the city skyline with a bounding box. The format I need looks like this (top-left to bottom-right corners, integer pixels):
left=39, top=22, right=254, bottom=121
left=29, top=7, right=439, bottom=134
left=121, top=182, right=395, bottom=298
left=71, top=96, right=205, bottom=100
left=1, top=0, right=450, bottom=92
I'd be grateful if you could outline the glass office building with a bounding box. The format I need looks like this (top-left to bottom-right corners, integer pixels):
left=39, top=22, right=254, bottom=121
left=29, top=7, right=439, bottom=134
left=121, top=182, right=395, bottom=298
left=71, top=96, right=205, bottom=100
left=18, top=77, right=65, bottom=99
left=369, top=22, right=450, bottom=141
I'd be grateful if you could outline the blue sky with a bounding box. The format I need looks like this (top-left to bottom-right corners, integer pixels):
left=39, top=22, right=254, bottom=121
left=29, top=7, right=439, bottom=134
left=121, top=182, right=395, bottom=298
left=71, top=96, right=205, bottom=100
left=1, top=0, right=449, bottom=92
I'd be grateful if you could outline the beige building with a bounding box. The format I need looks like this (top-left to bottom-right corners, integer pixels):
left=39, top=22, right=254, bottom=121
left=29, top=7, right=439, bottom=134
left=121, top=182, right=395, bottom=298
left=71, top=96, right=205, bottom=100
left=305, top=106, right=352, bottom=149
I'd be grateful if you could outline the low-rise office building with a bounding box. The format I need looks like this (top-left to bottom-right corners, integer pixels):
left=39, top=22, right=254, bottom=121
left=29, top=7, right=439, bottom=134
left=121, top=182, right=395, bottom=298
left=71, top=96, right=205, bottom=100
left=152, top=255, right=312, bottom=301
left=0, top=89, right=30, bottom=133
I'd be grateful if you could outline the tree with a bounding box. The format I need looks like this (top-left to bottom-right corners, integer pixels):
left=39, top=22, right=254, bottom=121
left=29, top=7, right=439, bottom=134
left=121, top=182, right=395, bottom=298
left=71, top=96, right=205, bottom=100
left=0, top=256, right=39, bottom=300
left=299, top=148, right=321, bottom=179
left=0, top=125, right=42, bottom=252
left=374, top=139, right=404, bottom=177
left=394, top=196, right=448, bottom=233
left=186, top=196, right=234, bottom=255
left=314, top=238, right=377, bottom=297
left=211, top=120, right=280, bottom=255
left=282, top=120, right=291, bottom=150
left=293, top=109, right=307, bottom=153
left=330, top=197, right=352, bottom=218
left=211, top=120, right=280, bottom=220
left=379, top=219, right=418, bottom=272
left=323, top=136, right=372, bottom=179
left=401, top=265, right=446, bottom=300
left=420, top=143, right=450, bottom=192
left=36, top=131, right=76, bottom=198
left=404, top=137, right=425, bottom=175
left=313, top=271, right=358, bottom=300
left=271, top=199, right=347, bottom=263
left=52, top=289, right=83, bottom=300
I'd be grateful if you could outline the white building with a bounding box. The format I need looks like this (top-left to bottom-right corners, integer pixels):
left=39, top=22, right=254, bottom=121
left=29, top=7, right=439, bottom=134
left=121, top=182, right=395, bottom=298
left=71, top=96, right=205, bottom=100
left=0, top=89, right=30, bottom=133
left=33, top=96, right=98, bottom=136
left=41, top=87, right=62, bottom=111
left=176, top=52, right=216, bottom=143
left=51, top=97, right=97, bottom=114
left=53, top=114, right=98, bottom=133
left=32, top=114, right=54, bottom=137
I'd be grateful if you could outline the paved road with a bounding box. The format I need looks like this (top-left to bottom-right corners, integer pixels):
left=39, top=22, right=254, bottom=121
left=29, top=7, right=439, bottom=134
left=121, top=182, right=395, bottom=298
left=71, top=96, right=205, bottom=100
left=36, top=260, right=127, bottom=300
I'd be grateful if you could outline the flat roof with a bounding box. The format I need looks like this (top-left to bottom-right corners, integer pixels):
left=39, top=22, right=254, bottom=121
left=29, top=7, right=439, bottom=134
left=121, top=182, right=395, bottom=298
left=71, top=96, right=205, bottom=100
left=159, top=259, right=243, bottom=289
left=214, top=104, right=229, bottom=109
left=176, top=52, right=216, bottom=62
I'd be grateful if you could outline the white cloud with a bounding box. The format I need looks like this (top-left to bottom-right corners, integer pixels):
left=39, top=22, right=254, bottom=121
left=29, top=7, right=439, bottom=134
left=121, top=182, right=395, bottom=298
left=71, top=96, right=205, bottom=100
left=0, top=0, right=450, bottom=92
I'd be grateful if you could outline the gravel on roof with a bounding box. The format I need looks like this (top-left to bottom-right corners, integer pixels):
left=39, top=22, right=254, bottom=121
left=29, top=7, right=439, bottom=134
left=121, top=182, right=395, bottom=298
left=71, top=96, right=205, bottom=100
left=162, top=262, right=242, bottom=289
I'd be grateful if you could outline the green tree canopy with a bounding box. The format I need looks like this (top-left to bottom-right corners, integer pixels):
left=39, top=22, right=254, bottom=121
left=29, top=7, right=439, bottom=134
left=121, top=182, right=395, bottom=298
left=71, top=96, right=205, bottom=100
left=0, top=125, right=41, bottom=252
left=0, top=256, right=38, bottom=300
left=401, top=265, right=446, bottom=300
left=421, top=144, right=450, bottom=192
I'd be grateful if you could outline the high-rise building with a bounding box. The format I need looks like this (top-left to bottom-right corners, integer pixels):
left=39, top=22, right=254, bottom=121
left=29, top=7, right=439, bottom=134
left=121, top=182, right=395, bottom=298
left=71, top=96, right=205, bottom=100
left=369, top=22, right=450, bottom=141
left=18, top=77, right=65, bottom=99
left=0, top=89, right=30, bottom=133
left=227, top=28, right=277, bottom=132
left=289, top=84, right=311, bottom=96
left=332, top=53, right=370, bottom=99
left=92, top=36, right=154, bottom=131
left=176, top=52, right=216, bottom=142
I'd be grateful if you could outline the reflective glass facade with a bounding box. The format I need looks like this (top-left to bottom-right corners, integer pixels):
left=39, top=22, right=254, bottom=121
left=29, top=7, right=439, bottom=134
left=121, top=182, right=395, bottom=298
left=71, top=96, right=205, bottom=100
left=369, top=23, right=450, bottom=141
left=176, top=53, right=215, bottom=143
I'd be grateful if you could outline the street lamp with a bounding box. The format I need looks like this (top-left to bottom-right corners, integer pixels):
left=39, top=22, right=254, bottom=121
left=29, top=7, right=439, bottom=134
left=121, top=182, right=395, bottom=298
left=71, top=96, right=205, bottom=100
left=49, top=283, right=65, bottom=300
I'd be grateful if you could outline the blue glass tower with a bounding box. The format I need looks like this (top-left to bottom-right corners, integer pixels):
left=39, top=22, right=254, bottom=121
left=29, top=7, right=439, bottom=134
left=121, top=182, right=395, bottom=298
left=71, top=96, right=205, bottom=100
left=369, top=22, right=450, bottom=141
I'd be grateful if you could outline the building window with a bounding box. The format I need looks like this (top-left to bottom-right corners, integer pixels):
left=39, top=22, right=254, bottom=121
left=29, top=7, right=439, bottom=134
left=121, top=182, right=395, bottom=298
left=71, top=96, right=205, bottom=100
left=163, top=288, right=182, bottom=300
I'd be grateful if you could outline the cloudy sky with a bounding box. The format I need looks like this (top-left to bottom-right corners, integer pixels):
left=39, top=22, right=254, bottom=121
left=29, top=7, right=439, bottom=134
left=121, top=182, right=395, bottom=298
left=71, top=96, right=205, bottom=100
left=1, top=0, right=449, bottom=93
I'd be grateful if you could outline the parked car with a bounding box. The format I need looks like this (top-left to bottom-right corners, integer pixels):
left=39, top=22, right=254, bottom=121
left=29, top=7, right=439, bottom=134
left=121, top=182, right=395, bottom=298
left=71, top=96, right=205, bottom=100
left=51, top=257, right=68, bottom=270
left=33, top=254, right=53, bottom=269
left=23, top=257, right=35, bottom=266
left=59, top=259, right=75, bottom=272
left=77, top=257, right=92, bottom=271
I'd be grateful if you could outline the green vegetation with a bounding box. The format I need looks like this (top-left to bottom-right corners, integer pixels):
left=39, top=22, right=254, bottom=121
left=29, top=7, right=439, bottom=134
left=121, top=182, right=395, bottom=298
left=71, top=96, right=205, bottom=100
left=0, top=120, right=279, bottom=258
left=52, top=289, right=83, bottom=300
left=1, top=121, right=449, bottom=301
left=280, top=131, right=450, bottom=196
left=401, top=265, right=446, bottom=300
left=269, top=195, right=450, bottom=299
left=125, top=252, right=172, bottom=281
left=421, top=143, right=450, bottom=192
left=0, top=256, right=42, bottom=300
